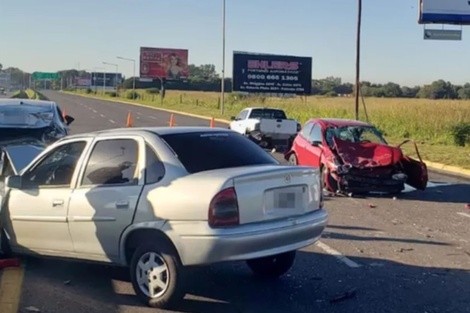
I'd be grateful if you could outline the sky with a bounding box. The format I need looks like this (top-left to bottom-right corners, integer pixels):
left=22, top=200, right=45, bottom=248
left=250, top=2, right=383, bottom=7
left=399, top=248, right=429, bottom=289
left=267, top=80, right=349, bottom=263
left=1, top=0, right=469, bottom=86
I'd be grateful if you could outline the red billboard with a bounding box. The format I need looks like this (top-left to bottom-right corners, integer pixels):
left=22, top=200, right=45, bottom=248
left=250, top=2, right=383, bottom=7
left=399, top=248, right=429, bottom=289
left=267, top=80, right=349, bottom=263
left=140, top=47, right=189, bottom=80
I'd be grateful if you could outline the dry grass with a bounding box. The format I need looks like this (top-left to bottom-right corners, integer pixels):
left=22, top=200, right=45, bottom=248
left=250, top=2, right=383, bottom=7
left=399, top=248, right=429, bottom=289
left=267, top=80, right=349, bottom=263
left=71, top=89, right=470, bottom=169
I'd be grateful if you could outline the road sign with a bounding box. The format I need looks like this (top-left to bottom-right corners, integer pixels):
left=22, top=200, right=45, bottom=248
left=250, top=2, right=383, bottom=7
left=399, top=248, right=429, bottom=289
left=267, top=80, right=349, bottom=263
left=423, top=29, right=462, bottom=40
left=32, top=72, right=60, bottom=80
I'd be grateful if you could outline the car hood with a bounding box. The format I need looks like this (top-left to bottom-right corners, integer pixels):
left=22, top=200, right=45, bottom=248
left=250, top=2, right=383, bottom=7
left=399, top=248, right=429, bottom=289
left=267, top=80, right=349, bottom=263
left=333, top=137, right=403, bottom=168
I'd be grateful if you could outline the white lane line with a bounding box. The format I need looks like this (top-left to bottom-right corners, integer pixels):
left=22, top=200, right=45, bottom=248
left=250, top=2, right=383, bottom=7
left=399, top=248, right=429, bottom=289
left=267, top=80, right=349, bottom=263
left=149, top=116, right=157, bottom=120
left=316, top=241, right=362, bottom=268
left=457, top=212, right=470, bottom=218
left=100, top=114, right=105, bottom=118
left=109, top=119, right=115, bottom=124
left=93, top=109, right=97, bottom=113
left=137, top=112, right=142, bottom=116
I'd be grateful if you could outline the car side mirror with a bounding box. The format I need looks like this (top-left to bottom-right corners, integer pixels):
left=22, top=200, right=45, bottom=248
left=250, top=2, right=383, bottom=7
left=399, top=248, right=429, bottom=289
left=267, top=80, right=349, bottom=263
left=311, top=141, right=322, bottom=147
left=230, top=116, right=236, bottom=121
left=64, top=115, right=75, bottom=126
left=6, top=175, right=22, bottom=189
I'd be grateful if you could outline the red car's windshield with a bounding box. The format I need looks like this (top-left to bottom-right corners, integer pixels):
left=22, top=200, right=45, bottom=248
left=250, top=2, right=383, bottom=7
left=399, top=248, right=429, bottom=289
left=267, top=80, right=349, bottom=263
left=325, top=126, right=387, bottom=147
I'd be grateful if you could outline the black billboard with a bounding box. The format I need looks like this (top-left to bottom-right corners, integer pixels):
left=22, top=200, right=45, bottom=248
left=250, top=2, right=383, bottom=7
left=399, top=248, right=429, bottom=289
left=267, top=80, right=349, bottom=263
left=232, top=52, right=312, bottom=95
left=91, top=72, right=123, bottom=87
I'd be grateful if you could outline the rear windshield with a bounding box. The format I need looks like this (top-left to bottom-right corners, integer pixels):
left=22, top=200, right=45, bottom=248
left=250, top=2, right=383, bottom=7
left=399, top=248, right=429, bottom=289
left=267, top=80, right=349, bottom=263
left=160, top=131, right=279, bottom=174
left=249, top=109, right=287, bottom=120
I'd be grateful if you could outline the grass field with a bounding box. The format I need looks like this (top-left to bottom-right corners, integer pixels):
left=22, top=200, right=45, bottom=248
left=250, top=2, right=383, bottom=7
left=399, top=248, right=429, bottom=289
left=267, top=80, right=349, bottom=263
left=69, top=89, right=470, bottom=169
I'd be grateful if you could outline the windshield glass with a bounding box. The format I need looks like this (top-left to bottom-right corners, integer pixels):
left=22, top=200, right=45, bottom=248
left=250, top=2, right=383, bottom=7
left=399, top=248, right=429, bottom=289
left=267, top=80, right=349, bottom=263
left=160, top=131, right=279, bottom=174
left=249, top=109, right=287, bottom=119
left=325, top=126, right=387, bottom=147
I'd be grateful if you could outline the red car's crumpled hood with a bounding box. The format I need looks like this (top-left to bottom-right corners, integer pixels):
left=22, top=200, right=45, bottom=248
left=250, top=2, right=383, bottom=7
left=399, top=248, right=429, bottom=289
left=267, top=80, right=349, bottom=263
left=333, top=137, right=403, bottom=168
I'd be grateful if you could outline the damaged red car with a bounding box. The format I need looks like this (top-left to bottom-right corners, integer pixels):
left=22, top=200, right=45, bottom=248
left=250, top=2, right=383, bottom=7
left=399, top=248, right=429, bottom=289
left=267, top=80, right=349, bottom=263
left=284, top=118, right=428, bottom=195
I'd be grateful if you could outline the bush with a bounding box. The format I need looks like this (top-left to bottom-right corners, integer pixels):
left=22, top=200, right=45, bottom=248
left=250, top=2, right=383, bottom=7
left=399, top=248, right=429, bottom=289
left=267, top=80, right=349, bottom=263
left=126, top=91, right=140, bottom=100
left=450, top=122, right=470, bottom=147
left=85, top=88, right=92, bottom=94
left=145, top=88, right=160, bottom=95
left=105, top=91, right=117, bottom=97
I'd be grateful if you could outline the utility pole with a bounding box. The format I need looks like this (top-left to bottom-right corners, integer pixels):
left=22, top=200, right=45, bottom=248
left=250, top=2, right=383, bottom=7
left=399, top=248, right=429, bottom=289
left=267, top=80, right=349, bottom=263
left=354, top=0, right=362, bottom=121
left=220, top=0, right=226, bottom=115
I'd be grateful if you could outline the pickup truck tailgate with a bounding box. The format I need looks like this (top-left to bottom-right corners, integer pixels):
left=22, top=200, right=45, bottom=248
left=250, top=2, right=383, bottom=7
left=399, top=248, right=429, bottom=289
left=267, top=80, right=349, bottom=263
left=259, top=119, right=298, bottom=135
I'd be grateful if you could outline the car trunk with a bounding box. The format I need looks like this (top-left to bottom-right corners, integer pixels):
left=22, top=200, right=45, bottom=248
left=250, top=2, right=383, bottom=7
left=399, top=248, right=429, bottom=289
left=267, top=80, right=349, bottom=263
left=230, top=165, right=321, bottom=224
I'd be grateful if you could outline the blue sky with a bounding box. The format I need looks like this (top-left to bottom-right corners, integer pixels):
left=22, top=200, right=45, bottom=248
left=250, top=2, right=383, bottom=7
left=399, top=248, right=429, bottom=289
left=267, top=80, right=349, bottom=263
left=1, top=0, right=469, bottom=86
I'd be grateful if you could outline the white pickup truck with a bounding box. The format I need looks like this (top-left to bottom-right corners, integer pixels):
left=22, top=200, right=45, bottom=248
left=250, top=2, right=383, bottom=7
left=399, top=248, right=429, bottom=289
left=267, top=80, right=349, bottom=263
left=229, top=107, right=301, bottom=149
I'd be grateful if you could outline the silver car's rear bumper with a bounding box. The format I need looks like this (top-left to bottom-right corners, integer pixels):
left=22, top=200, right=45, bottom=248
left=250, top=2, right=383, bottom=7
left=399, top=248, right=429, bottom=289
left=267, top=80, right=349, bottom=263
left=168, top=209, right=328, bottom=266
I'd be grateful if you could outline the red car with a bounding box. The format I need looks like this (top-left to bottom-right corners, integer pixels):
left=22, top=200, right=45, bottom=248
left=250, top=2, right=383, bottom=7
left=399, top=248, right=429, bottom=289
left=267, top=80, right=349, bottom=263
left=284, top=118, right=428, bottom=195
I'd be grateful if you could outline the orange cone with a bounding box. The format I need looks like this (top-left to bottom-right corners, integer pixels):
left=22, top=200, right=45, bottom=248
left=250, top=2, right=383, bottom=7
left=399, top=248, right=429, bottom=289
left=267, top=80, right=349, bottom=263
left=169, top=114, right=175, bottom=127
left=209, top=117, right=215, bottom=128
left=126, top=112, right=133, bottom=127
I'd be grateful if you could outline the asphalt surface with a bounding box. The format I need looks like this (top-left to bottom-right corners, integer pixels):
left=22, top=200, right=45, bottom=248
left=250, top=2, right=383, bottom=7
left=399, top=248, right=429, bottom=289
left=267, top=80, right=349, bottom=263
left=13, top=91, right=470, bottom=313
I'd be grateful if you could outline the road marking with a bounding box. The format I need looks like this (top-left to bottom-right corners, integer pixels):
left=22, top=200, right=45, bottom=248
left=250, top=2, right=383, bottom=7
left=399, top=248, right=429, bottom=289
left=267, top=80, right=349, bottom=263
left=149, top=116, right=157, bottom=120
left=100, top=114, right=105, bottom=118
left=0, top=267, right=25, bottom=313
left=137, top=112, right=142, bottom=116
left=92, top=109, right=97, bottom=113
left=316, top=241, right=362, bottom=268
left=457, top=212, right=470, bottom=218
left=109, top=119, right=115, bottom=124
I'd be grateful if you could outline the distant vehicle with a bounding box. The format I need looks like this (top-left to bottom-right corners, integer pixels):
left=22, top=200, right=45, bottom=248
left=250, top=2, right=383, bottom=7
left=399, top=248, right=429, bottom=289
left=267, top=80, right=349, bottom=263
left=0, top=99, right=74, bottom=147
left=229, top=107, right=301, bottom=149
left=285, top=118, right=428, bottom=195
left=0, top=127, right=328, bottom=309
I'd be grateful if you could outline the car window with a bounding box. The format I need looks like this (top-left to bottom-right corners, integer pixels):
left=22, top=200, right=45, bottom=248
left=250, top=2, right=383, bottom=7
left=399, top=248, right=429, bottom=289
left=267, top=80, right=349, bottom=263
left=145, top=143, right=165, bottom=184
left=22, top=141, right=87, bottom=188
left=249, top=109, right=287, bottom=119
left=309, top=124, right=322, bottom=143
left=160, top=131, right=279, bottom=174
left=81, top=139, right=139, bottom=186
left=300, top=122, right=314, bottom=139
left=236, top=110, right=248, bottom=120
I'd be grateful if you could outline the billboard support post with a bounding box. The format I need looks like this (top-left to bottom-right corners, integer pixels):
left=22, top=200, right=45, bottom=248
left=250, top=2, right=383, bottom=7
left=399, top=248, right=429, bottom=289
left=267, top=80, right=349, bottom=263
left=221, top=0, right=226, bottom=115
left=354, top=0, right=362, bottom=121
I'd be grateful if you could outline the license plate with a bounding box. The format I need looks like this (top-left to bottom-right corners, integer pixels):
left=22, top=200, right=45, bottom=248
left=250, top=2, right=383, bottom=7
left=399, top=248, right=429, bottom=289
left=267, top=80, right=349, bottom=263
left=274, top=191, right=296, bottom=209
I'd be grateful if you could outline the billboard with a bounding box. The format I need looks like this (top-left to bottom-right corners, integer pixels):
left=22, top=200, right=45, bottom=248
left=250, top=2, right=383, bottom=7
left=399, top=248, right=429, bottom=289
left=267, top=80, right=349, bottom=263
left=91, top=72, right=123, bottom=87
left=232, top=51, right=312, bottom=95
left=418, top=0, right=470, bottom=24
left=140, top=47, right=189, bottom=80
left=424, top=29, right=462, bottom=40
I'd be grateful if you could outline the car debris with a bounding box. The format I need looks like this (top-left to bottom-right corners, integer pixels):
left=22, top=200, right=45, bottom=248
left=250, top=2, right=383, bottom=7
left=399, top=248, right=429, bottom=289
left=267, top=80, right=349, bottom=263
left=329, top=288, right=357, bottom=304
left=285, top=118, right=428, bottom=196
left=229, top=107, right=301, bottom=151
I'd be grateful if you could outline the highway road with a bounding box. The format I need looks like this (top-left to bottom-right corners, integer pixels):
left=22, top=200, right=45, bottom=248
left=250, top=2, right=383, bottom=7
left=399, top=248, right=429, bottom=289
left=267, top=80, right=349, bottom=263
left=12, top=91, right=470, bottom=313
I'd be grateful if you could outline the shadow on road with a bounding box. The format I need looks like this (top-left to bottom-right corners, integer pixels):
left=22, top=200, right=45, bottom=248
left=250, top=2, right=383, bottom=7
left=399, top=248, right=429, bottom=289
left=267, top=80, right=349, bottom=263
left=19, top=245, right=470, bottom=313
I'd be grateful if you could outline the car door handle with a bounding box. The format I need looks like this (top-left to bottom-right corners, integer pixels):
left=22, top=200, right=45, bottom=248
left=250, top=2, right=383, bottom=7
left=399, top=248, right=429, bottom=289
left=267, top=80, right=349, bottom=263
left=116, top=200, right=129, bottom=209
left=52, top=199, right=64, bottom=207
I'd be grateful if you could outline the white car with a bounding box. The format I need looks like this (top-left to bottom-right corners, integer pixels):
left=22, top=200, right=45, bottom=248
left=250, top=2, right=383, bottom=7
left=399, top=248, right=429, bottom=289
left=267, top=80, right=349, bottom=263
left=0, top=127, right=328, bottom=309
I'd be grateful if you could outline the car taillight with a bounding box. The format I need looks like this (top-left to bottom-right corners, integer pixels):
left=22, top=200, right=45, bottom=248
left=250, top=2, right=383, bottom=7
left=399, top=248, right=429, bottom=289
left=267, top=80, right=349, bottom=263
left=208, top=187, right=240, bottom=227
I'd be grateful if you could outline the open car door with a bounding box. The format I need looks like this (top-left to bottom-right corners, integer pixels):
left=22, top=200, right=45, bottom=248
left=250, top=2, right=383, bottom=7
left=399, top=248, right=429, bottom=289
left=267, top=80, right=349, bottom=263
left=397, top=140, right=428, bottom=190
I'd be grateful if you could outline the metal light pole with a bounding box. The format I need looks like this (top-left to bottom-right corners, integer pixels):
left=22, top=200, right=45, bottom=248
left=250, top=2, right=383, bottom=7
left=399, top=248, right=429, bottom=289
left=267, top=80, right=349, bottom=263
left=220, top=0, right=226, bottom=115
left=93, top=66, right=105, bottom=93
left=103, top=61, right=119, bottom=95
left=117, top=56, right=136, bottom=98
left=354, top=0, right=362, bottom=121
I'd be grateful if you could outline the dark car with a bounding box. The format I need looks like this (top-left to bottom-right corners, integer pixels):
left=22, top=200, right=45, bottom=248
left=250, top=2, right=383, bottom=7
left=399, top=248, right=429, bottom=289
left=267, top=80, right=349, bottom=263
left=285, top=118, right=428, bottom=195
left=0, top=99, right=74, bottom=146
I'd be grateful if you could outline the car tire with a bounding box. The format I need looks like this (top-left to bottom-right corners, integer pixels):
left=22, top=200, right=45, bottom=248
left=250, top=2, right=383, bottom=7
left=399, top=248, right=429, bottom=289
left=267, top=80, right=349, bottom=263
left=288, top=153, right=298, bottom=165
left=130, top=242, right=185, bottom=309
left=0, top=228, right=13, bottom=258
left=246, top=251, right=296, bottom=279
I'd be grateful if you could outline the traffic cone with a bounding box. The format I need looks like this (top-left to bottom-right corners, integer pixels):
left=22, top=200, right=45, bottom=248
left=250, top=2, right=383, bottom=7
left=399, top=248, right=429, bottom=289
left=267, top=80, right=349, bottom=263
left=126, top=112, right=133, bottom=127
left=169, top=114, right=175, bottom=127
left=210, top=117, right=215, bottom=128
left=0, top=258, right=21, bottom=269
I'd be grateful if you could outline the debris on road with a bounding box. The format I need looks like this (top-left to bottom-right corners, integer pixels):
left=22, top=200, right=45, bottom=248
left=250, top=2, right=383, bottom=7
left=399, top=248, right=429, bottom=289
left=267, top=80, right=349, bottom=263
left=368, top=203, right=377, bottom=208
left=397, top=248, right=414, bottom=253
left=24, top=306, right=41, bottom=312
left=63, top=280, right=72, bottom=285
left=329, top=288, right=357, bottom=304
left=465, top=204, right=470, bottom=210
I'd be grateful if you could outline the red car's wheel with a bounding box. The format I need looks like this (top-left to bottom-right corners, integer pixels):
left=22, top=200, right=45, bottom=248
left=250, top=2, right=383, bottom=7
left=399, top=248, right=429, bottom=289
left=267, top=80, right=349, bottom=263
left=288, top=153, right=298, bottom=165
left=321, top=165, right=338, bottom=193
